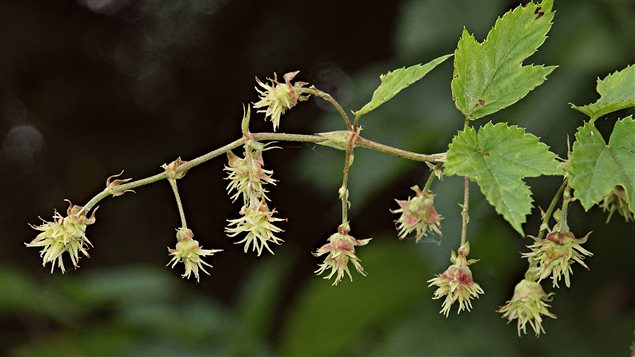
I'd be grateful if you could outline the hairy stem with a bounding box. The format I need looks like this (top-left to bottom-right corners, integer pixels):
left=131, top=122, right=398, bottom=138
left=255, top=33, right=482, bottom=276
left=558, top=184, right=572, bottom=232
left=305, top=87, right=353, bottom=130
left=423, top=163, right=442, bottom=192
left=81, top=132, right=445, bottom=214
left=460, top=119, right=471, bottom=246
left=168, top=179, right=187, bottom=229
left=460, top=176, right=470, bottom=246
left=339, top=130, right=358, bottom=226
left=536, top=178, right=568, bottom=240
left=355, top=136, right=445, bottom=162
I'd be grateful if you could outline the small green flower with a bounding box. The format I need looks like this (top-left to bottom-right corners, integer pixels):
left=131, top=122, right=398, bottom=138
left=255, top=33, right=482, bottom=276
left=523, top=229, right=592, bottom=288
left=428, top=242, right=483, bottom=316
left=391, top=186, right=442, bottom=241
left=253, top=71, right=310, bottom=131
left=167, top=228, right=222, bottom=282
left=498, top=277, right=556, bottom=337
left=225, top=201, right=285, bottom=256
left=26, top=201, right=96, bottom=273
left=313, top=227, right=371, bottom=286
left=600, top=185, right=633, bottom=223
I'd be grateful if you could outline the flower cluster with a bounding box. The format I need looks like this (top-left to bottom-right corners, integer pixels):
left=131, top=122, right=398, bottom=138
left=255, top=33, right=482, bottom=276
left=428, top=242, right=484, bottom=316
left=26, top=201, right=96, bottom=273
left=392, top=186, right=442, bottom=241
left=600, top=186, right=633, bottom=223
left=313, top=227, right=371, bottom=286
left=167, top=228, right=222, bottom=282
left=523, top=227, right=592, bottom=288
left=224, top=141, right=277, bottom=204
left=226, top=201, right=284, bottom=256
left=225, top=139, right=284, bottom=255
left=253, top=71, right=310, bottom=131
left=498, top=274, right=556, bottom=336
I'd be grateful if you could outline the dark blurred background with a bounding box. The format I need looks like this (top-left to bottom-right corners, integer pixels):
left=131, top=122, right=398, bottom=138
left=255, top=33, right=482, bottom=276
left=1, top=0, right=634, bottom=355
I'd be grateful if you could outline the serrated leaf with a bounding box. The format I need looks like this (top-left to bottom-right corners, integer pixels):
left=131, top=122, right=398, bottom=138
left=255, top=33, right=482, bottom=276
left=570, top=64, right=635, bottom=120
left=569, top=116, right=635, bottom=215
left=354, top=54, right=452, bottom=117
left=451, top=0, right=556, bottom=120
left=445, top=122, right=562, bottom=234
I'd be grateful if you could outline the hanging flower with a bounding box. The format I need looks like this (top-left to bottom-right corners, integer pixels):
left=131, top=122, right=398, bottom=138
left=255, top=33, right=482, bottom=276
left=225, top=201, right=285, bottom=256
left=313, top=226, right=372, bottom=286
left=224, top=141, right=277, bottom=204
left=26, top=201, right=96, bottom=273
left=167, top=228, right=222, bottom=282
left=253, top=71, right=310, bottom=131
left=392, top=186, right=442, bottom=241
left=523, top=228, right=592, bottom=288
left=600, top=186, right=633, bottom=223
left=498, top=275, right=556, bottom=336
left=428, top=242, right=484, bottom=316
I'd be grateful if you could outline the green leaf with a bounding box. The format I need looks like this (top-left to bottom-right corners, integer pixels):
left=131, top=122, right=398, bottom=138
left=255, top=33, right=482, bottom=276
left=354, top=54, right=452, bottom=116
left=445, top=122, right=562, bottom=234
left=570, top=64, right=635, bottom=120
left=451, top=0, right=556, bottom=120
left=569, top=116, right=635, bottom=215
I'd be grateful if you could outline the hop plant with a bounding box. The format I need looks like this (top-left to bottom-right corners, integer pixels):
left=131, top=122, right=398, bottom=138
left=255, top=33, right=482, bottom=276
left=167, top=228, right=222, bottom=282
left=313, top=226, right=372, bottom=286
left=253, top=71, right=310, bottom=131
left=392, top=186, right=442, bottom=241
left=225, top=200, right=285, bottom=256
left=26, top=201, right=96, bottom=273
left=428, top=242, right=484, bottom=316
left=523, top=225, right=592, bottom=288
left=498, top=272, right=556, bottom=337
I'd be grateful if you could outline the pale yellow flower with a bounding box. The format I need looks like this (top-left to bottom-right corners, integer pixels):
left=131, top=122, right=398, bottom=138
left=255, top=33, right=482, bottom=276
left=26, top=201, right=96, bottom=273
left=313, top=229, right=371, bottom=286
left=253, top=71, right=310, bottom=131
left=167, top=228, right=222, bottom=282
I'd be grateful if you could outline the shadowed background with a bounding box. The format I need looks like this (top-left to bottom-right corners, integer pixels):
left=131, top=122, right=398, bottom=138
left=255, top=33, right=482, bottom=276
left=1, top=0, right=634, bottom=355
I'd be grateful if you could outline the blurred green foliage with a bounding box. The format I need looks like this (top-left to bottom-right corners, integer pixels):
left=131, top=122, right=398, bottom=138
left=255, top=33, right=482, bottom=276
left=2, top=0, right=633, bottom=356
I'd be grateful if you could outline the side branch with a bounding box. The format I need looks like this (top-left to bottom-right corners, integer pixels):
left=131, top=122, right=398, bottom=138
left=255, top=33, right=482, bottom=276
left=81, top=132, right=445, bottom=213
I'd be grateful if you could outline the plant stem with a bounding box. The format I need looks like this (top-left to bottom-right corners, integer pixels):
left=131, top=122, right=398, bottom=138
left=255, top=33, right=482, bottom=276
left=460, top=176, right=470, bottom=246
left=355, top=136, right=445, bottom=163
left=558, top=183, right=572, bottom=232
left=305, top=87, right=353, bottom=130
left=460, top=120, right=470, bottom=246
left=536, top=178, right=568, bottom=240
left=168, top=179, right=187, bottom=229
left=423, top=163, right=442, bottom=191
left=339, top=130, right=358, bottom=227
left=80, top=132, right=445, bottom=214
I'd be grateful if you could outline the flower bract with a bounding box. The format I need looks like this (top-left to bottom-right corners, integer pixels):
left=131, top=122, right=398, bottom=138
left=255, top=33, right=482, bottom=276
left=313, top=228, right=371, bottom=286
left=428, top=242, right=483, bottom=316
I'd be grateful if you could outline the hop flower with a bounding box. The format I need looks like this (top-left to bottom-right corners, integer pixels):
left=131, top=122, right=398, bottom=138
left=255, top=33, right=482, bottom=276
left=392, top=186, right=442, bottom=241
left=313, top=227, right=372, bottom=286
left=225, top=201, right=285, bottom=256
left=224, top=141, right=277, bottom=204
left=167, top=228, right=222, bottom=282
left=428, top=242, right=484, bottom=316
left=523, top=228, right=592, bottom=288
left=600, top=185, right=633, bottom=223
left=253, top=71, right=310, bottom=131
left=26, top=201, right=96, bottom=273
left=498, top=275, right=556, bottom=336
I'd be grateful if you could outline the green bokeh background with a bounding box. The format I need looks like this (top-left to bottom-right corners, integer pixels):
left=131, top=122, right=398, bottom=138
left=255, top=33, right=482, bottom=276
left=1, top=0, right=633, bottom=355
